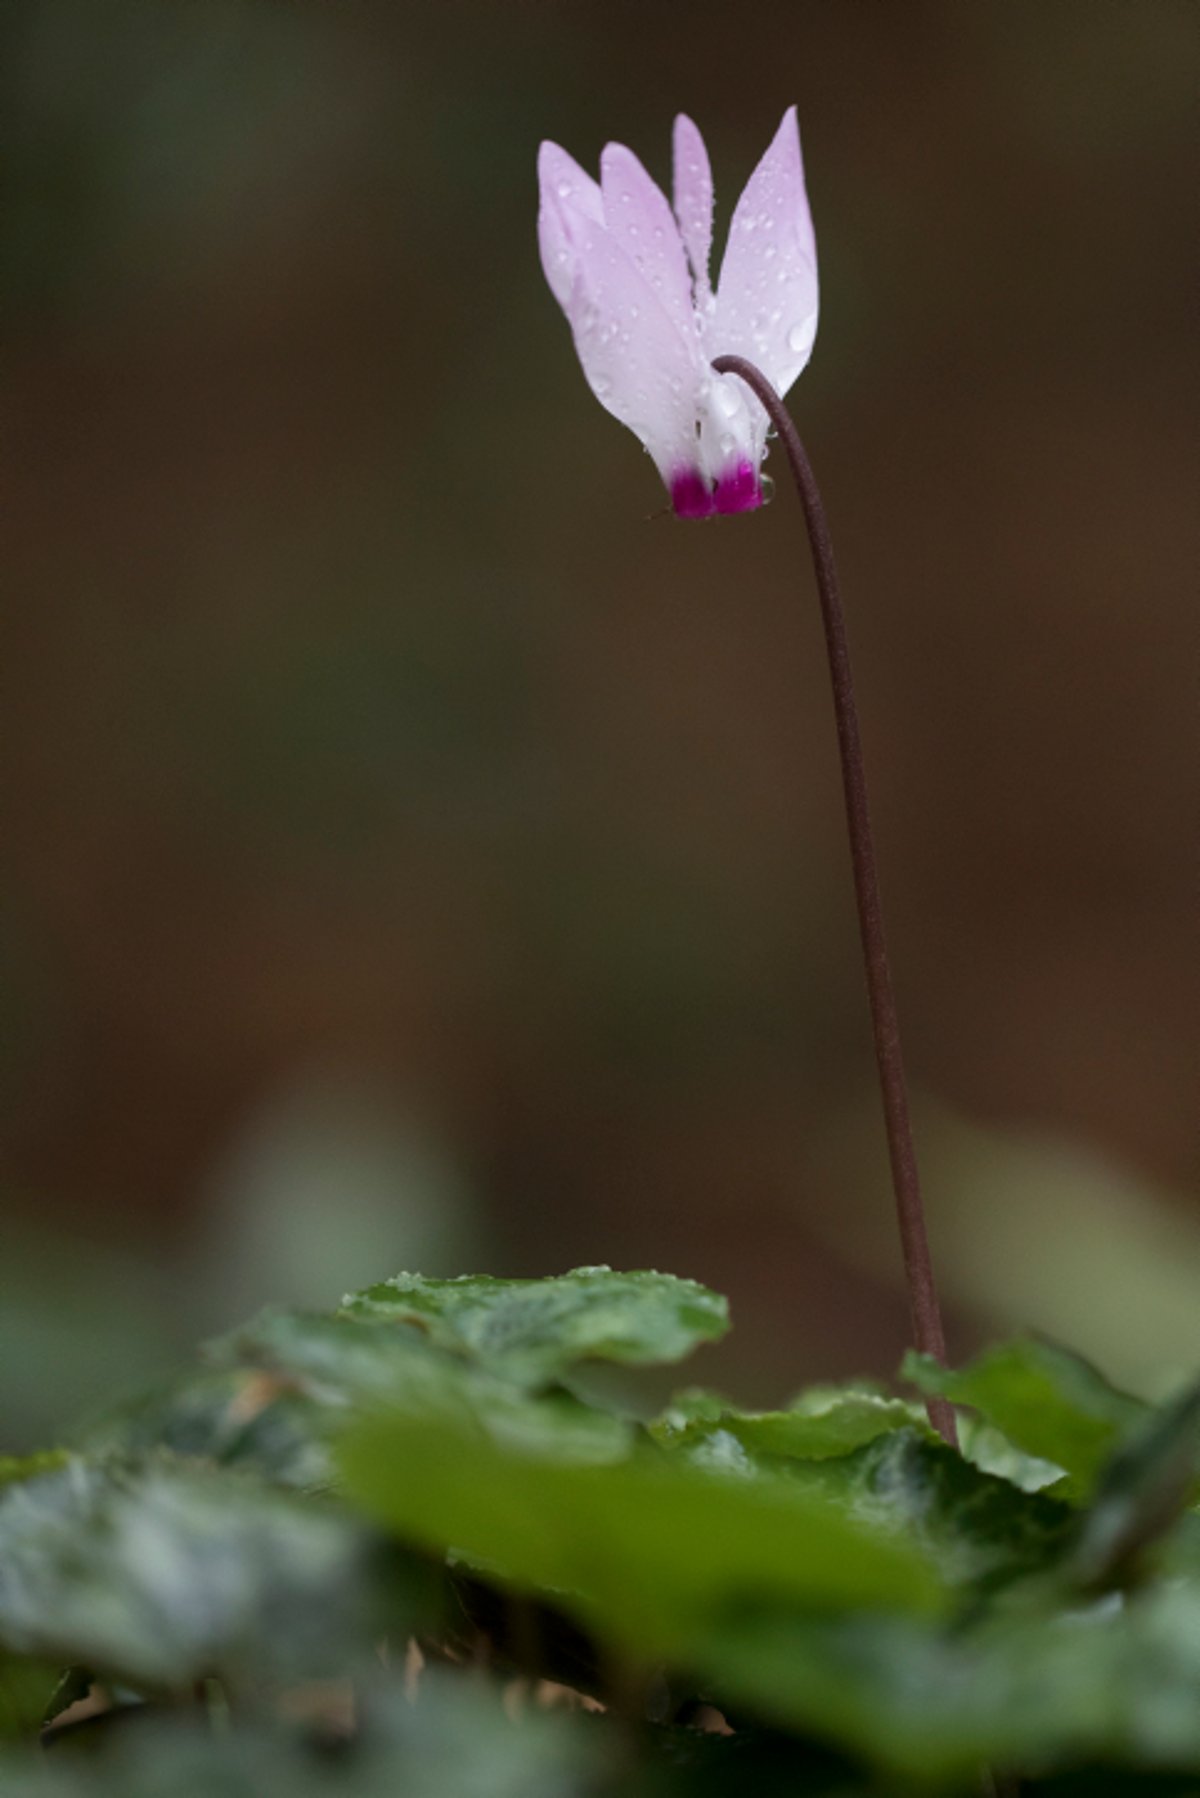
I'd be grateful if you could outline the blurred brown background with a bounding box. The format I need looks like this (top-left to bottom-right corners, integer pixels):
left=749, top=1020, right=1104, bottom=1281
left=2, top=0, right=1197, bottom=1446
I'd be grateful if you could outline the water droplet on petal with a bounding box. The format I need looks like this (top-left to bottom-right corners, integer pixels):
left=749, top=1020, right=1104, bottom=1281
left=556, top=181, right=572, bottom=199
left=787, top=322, right=809, bottom=353
left=719, top=431, right=735, bottom=454
left=630, top=304, right=640, bottom=318
left=714, top=384, right=740, bottom=419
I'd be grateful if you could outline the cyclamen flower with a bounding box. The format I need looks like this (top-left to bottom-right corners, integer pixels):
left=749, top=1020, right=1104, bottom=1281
left=537, top=107, right=817, bottom=518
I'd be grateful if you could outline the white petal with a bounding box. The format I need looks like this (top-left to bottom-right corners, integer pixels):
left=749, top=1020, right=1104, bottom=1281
left=537, top=140, right=604, bottom=309
left=599, top=141, right=699, bottom=353
left=713, top=105, right=818, bottom=400
left=699, top=374, right=764, bottom=514
left=549, top=193, right=703, bottom=489
left=672, top=114, right=714, bottom=307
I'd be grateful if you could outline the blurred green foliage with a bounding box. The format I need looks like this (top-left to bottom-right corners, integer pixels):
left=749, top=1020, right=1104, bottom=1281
left=1, top=1265, right=1198, bottom=1791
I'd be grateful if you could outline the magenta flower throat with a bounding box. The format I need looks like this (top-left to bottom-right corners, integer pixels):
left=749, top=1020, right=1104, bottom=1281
left=537, top=108, right=818, bottom=518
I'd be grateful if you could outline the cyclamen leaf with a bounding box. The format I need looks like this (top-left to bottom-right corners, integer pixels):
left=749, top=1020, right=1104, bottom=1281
left=215, top=1310, right=635, bottom=1467
left=338, top=1268, right=729, bottom=1383
left=0, top=1459, right=378, bottom=1691
left=904, top=1339, right=1148, bottom=1497
left=79, top=1310, right=634, bottom=1488
left=76, top=1367, right=329, bottom=1488
left=339, top=1412, right=945, bottom=1660
left=0, top=1455, right=69, bottom=1492
left=652, top=1398, right=1076, bottom=1595
left=652, top=1382, right=927, bottom=1464
left=0, top=1655, right=62, bottom=1744
left=786, top=1430, right=1079, bottom=1595
left=692, top=1580, right=1200, bottom=1781
left=1070, top=1378, right=1200, bottom=1586
left=0, top=1675, right=595, bottom=1798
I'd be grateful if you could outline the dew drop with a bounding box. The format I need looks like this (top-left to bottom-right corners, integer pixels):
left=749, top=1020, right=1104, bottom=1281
left=556, top=181, right=572, bottom=199
left=593, top=375, right=612, bottom=397
left=714, top=383, right=740, bottom=419
left=787, top=322, right=809, bottom=353
left=718, top=431, right=735, bottom=455
left=630, top=304, right=640, bottom=318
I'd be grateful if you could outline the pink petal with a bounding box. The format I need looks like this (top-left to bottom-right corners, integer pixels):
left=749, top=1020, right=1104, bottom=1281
left=671, top=114, right=714, bottom=306
left=547, top=192, right=704, bottom=491
left=713, top=105, right=818, bottom=400
left=599, top=142, right=697, bottom=350
left=537, top=141, right=604, bottom=309
left=670, top=468, right=717, bottom=519
left=714, top=460, right=761, bottom=514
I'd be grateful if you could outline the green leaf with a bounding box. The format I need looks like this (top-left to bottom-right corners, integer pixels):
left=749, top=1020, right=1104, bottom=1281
left=339, top=1268, right=729, bottom=1384
left=786, top=1430, right=1079, bottom=1595
left=956, top=1416, right=1066, bottom=1493
left=0, top=1674, right=597, bottom=1797
left=0, top=1655, right=62, bottom=1743
left=1069, top=1378, right=1200, bottom=1586
left=80, top=1310, right=634, bottom=1487
left=339, top=1412, right=946, bottom=1661
left=651, top=1381, right=928, bottom=1466
left=0, top=1454, right=69, bottom=1492
left=652, top=1397, right=1077, bottom=1597
left=76, top=1367, right=330, bottom=1488
left=0, top=1458, right=380, bottom=1691
left=694, top=1580, right=1200, bottom=1781
left=904, top=1340, right=1148, bottom=1496
left=215, top=1309, right=633, bottom=1465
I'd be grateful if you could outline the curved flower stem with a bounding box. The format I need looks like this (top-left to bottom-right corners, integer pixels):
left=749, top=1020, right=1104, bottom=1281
left=713, top=353, right=957, bottom=1448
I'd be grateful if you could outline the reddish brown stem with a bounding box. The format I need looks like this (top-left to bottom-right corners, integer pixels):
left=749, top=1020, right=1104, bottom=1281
left=713, top=353, right=957, bottom=1447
